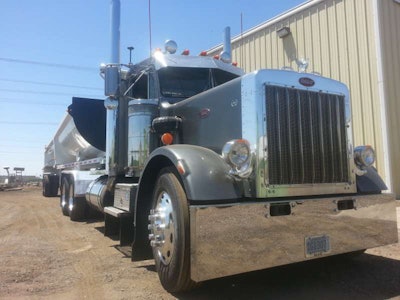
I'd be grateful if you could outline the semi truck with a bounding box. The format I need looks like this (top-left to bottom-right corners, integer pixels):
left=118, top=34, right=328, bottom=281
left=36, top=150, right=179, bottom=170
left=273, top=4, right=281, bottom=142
left=43, top=0, right=398, bottom=292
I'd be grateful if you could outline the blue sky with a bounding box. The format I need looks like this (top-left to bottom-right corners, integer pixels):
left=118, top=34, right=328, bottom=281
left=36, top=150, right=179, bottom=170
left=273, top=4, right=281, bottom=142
left=0, top=0, right=306, bottom=177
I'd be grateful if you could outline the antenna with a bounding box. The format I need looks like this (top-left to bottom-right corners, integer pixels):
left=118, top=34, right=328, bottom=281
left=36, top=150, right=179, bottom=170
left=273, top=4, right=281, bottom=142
left=148, top=0, right=152, bottom=56
left=127, top=46, right=134, bottom=64
left=240, top=13, right=243, bottom=66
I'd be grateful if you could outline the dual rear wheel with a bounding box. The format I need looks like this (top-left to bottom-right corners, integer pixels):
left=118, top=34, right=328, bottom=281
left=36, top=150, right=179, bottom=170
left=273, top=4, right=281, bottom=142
left=60, top=176, right=87, bottom=221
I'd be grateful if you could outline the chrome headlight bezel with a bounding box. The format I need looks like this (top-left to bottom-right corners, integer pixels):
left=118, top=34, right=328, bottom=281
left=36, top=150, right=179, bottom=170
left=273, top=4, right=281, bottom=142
left=354, top=145, right=375, bottom=169
left=222, top=139, right=253, bottom=178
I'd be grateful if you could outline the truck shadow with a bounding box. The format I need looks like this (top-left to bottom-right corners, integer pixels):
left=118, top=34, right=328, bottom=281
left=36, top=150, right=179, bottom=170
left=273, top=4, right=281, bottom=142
left=175, top=253, right=400, bottom=300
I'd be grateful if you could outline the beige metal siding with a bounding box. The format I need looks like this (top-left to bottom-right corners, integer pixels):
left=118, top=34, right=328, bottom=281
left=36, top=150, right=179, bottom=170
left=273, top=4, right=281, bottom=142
left=209, top=0, right=388, bottom=189
left=379, top=0, right=400, bottom=197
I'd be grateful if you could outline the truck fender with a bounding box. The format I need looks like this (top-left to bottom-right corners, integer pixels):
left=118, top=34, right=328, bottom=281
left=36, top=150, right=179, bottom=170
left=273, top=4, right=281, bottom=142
left=131, top=144, right=243, bottom=261
left=142, top=144, right=243, bottom=202
left=356, top=166, right=388, bottom=193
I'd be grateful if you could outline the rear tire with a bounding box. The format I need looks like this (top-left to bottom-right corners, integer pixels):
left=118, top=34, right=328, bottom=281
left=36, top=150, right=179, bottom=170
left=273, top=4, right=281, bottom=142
left=68, top=178, right=87, bottom=221
left=43, top=174, right=59, bottom=197
left=60, top=177, right=70, bottom=216
left=148, top=169, right=197, bottom=292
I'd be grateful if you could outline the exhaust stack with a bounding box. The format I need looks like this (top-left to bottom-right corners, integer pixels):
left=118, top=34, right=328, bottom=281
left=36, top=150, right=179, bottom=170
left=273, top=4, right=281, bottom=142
left=220, top=27, right=232, bottom=63
left=104, top=0, right=128, bottom=176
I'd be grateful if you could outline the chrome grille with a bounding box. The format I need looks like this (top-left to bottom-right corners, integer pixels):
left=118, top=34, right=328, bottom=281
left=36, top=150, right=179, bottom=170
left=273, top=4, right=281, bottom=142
left=266, top=85, right=348, bottom=185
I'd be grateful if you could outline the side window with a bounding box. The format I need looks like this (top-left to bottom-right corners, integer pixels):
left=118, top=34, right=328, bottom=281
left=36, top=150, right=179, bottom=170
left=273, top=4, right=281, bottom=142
left=213, top=69, right=239, bottom=86
left=130, top=73, right=148, bottom=99
left=148, top=72, right=157, bottom=99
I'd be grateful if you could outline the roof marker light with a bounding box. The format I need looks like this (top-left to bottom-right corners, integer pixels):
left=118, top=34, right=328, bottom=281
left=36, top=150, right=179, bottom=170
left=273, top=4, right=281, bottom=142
left=213, top=54, right=220, bottom=60
left=181, top=49, right=190, bottom=55
left=199, top=51, right=207, bottom=56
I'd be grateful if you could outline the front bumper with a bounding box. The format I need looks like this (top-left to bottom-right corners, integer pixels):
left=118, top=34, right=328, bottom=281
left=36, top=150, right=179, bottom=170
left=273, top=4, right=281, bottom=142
left=189, top=193, right=398, bottom=282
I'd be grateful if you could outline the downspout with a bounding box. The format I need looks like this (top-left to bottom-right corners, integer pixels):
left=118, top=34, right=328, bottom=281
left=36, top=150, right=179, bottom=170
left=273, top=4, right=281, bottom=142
left=372, top=0, right=392, bottom=192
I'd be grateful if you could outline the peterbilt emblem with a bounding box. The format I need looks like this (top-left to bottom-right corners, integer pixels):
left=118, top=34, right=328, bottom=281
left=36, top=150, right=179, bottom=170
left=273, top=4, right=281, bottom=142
left=299, top=77, right=315, bottom=87
left=199, top=108, right=210, bottom=119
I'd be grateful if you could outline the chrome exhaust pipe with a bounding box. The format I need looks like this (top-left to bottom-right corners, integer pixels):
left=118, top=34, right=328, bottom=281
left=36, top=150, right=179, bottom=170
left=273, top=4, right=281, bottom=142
left=104, top=0, right=128, bottom=176
left=220, top=26, right=232, bottom=63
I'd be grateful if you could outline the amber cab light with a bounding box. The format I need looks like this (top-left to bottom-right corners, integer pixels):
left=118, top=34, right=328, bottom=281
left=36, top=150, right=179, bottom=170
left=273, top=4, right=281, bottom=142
left=181, top=49, right=190, bottom=55
left=161, top=133, right=174, bottom=145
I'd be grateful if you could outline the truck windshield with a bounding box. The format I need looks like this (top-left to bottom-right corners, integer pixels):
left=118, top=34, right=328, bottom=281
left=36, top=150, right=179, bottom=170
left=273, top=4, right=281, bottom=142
left=158, top=67, right=210, bottom=98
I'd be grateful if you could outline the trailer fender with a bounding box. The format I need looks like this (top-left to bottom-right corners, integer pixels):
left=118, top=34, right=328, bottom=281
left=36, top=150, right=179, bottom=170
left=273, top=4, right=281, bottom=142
left=356, top=166, right=388, bottom=193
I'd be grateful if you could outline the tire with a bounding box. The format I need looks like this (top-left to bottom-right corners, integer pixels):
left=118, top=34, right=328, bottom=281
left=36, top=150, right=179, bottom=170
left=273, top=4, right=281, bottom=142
left=60, top=177, right=70, bottom=216
left=68, top=178, right=87, bottom=221
left=148, top=169, right=197, bottom=292
left=42, top=177, right=51, bottom=197
left=43, top=175, right=59, bottom=197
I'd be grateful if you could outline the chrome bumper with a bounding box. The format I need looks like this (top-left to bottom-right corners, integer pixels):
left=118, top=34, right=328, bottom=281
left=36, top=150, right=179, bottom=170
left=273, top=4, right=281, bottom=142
left=189, top=194, right=398, bottom=282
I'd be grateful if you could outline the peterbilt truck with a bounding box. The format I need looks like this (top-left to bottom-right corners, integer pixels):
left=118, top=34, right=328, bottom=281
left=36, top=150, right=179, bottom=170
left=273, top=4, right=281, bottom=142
left=43, top=0, right=398, bottom=292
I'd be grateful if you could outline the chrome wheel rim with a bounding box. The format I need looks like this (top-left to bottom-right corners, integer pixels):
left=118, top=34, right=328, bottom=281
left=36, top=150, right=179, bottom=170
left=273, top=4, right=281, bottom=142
left=148, top=191, right=175, bottom=265
left=61, top=185, right=67, bottom=208
left=68, top=183, right=74, bottom=211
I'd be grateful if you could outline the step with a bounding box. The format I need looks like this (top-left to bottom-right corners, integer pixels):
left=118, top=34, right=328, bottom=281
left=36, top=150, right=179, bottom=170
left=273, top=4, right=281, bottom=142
left=104, top=206, right=131, bottom=218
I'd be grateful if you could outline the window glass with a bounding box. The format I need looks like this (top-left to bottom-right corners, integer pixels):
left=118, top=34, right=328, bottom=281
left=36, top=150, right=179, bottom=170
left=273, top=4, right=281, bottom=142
left=158, top=67, right=210, bottom=98
left=130, top=73, right=148, bottom=99
left=213, top=69, right=239, bottom=86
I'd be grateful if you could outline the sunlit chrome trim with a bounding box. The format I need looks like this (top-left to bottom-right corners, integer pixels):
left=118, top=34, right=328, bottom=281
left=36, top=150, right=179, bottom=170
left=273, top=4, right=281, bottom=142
left=190, top=193, right=398, bottom=282
left=241, top=70, right=356, bottom=198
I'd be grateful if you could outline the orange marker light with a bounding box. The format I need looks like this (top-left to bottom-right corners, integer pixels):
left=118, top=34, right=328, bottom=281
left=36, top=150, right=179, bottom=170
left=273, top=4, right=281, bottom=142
left=232, top=62, right=238, bottom=67
left=213, top=54, right=220, bottom=60
left=199, top=51, right=207, bottom=56
left=177, top=161, right=186, bottom=175
left=181, top=49, right=190, bottom=55
left=161, top=133, right=174, bottom=145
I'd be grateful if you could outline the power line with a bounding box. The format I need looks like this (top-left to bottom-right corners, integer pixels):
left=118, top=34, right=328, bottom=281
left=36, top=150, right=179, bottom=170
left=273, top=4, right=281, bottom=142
left=0, top=57, right=98, bottom=72
left=0, top=88, right=102, bottom=98
left=0, top=78, right=102, bottom=91
left=0, top=121, right=58, bottom=125
left=0, top=145, right=44, bottom=149
left=0, top=98, right=69, bottom=106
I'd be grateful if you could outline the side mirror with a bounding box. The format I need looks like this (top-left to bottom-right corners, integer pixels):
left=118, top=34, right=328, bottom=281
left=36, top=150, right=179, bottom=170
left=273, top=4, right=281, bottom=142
left=104, top=64, right=120, bottom=97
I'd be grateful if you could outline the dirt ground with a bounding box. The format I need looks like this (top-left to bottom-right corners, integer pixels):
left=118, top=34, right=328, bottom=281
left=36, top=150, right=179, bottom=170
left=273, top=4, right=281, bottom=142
left=0, top=187, right=399, bottom=300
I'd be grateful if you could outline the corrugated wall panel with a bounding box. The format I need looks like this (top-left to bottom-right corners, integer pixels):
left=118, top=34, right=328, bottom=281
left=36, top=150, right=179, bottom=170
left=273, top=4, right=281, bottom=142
left=379, top=0, right=400, bottom=197
left=208, top=0, right=387, bottom=185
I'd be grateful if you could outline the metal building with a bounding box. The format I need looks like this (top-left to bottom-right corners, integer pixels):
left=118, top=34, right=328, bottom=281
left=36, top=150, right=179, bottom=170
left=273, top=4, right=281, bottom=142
left=208, top=0, right=400, bottom=198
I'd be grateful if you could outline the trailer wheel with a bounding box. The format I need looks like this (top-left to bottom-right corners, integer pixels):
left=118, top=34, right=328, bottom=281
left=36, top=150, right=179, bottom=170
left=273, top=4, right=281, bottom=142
left=148, top=169, right=197, bottom=292
left=68, top=178, right=87, bottom=221
left=43, top=175, right=59, bottom=197
left=60, top=177, right=70, bottom=216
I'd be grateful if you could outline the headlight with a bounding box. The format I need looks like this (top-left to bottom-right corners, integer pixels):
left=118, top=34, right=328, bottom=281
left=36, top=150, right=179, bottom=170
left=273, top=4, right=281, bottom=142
left=354, top=145, right=375, bottom=168
left=222, top=139, right=252, bottom=178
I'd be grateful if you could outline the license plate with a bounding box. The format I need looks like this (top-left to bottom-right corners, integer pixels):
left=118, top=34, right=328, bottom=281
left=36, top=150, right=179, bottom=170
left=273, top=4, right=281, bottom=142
left=305, top=235, right=331, bottom=257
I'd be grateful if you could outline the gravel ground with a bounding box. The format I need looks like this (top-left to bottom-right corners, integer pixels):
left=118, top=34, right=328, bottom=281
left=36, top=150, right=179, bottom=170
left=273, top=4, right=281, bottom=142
left=0, top=187, right=399, bottom=300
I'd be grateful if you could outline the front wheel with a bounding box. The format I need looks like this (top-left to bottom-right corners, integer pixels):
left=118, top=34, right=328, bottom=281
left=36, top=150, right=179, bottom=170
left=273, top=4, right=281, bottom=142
left=148, top=170, right=197, bottom=292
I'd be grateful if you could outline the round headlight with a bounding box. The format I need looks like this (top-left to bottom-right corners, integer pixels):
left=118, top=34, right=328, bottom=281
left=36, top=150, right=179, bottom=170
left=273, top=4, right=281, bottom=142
left=222, top=139, right=250, bottom=167
left=354, top=145, right=375, bottom=168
